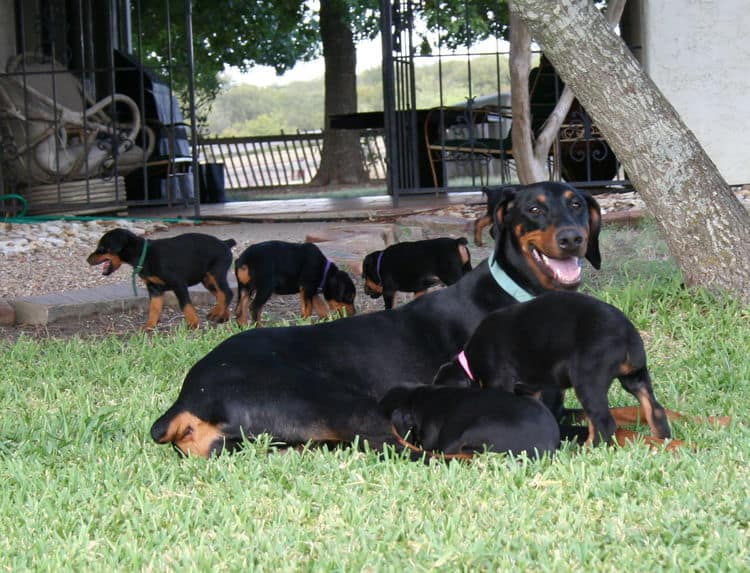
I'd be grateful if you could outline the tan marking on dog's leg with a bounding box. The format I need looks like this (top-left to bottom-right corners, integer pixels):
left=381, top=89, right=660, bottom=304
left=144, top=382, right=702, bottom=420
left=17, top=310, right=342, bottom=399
left=610, top=406, right=732, bottom=428
left=614, top=428, right=684, bottom=451
left=204, top=273, right=228, bottom=322
left=312, top=294, right=330, bottom=318
left=299, top=288, right=313, bottom=318
left=473, top=215, right=491, bottom=246
left=458, top=243, right=471, bottom=266
left=413, top=290, right=427, bottom=299
left=143, top=275, right=166, bottom=286
left=236, top=290, right=250, bottom=326
left=585, top=417, right=596, bottom=446
left=158, top=411, right=225, bottom=458
left=182, top=303, right=200, bottom=329
left=142, top=295, right=164, bottom=331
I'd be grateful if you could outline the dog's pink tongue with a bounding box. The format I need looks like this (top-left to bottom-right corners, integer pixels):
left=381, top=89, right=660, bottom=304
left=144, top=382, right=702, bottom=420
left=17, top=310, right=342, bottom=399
left=547, top=256, right=581, bottom=285
left=102, top=260, right=111, bottom=275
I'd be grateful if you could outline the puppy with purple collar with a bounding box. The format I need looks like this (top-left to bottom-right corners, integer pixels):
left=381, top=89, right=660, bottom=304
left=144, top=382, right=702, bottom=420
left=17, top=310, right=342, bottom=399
left=362, top=237, right=472, bottom=309
left=235, top=240, right=356, bottom=326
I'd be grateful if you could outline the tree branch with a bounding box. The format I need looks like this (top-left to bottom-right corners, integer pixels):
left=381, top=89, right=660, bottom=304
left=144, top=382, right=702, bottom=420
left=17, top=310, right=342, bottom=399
left=534, top=0, right=627, bottom=161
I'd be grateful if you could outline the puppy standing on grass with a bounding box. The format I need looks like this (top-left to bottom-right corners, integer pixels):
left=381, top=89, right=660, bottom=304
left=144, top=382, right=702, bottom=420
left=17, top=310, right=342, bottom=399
left=234, top=240, right=356, bottom=326
left=433, top=291, right=674, bottom=447
left=362, top=237, right=472, bottom=309
left=87, top=228, right=235, bottom=330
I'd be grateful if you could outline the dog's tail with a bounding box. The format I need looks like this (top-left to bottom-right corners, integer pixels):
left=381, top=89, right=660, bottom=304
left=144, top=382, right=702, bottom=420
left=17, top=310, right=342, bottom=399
left=224, top=238, right=237, bottom=249
left=456, top=237, right=472, bottom=272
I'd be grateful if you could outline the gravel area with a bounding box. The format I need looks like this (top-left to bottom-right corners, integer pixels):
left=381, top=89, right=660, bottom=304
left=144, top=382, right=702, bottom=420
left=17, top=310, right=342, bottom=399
left=0, top=219, right=370, bottom=300
left=2, top=187, right=747, bottom=340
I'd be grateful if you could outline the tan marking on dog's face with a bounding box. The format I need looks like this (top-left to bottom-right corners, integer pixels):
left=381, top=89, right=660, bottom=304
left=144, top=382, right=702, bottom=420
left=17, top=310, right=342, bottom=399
left=364, top=277, right=384, bottom=295
left=515, top=223, right=589, bottom=290
left=236, top=264, right=251, bottom=286
left=158, top=411, right=225, bottom=458
left=87, top=253, right=122, bottom=275
left=564, top=190, right=576, bottom=200
left=515, top=226, right=562, bottom=290
left=327, top=300, right=355, bottom=317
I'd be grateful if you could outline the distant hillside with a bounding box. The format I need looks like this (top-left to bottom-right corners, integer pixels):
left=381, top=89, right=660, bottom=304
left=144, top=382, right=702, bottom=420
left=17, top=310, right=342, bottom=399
left=206, top=55, right=511, bottom=137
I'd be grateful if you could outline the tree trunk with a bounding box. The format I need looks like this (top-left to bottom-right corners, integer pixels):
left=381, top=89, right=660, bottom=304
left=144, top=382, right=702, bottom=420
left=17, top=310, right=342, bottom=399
left=310, top=0, right=368, bottom=186
left=509, top=0, right=750, bottom=303
left=509, top=0, right=625, bottom=184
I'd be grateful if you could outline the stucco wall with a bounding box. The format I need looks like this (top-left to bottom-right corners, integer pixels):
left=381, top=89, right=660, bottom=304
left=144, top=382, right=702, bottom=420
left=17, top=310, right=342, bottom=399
left=641, top=0, right=749, bottom=185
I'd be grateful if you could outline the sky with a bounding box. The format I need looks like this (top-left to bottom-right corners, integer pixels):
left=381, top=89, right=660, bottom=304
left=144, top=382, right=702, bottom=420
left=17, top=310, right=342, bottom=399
left=227, top=35, right=511, bottom=88
left=226, top=37, right=384, bottom=87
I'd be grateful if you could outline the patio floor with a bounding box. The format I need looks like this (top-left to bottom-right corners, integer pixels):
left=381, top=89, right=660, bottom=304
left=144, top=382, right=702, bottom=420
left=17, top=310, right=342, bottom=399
left=129, top=191, right=485, bottom=222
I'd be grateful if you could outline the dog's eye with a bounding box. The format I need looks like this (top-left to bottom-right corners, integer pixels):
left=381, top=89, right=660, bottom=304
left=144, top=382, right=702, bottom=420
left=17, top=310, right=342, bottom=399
left=570, top=199, right=583, bottom=210
left=528, top=205, right=542, bottom=215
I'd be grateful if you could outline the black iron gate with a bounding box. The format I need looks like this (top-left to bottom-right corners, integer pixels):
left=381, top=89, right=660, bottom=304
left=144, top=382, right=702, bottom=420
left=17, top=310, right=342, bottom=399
left=380, top=0, right=628, bottom=202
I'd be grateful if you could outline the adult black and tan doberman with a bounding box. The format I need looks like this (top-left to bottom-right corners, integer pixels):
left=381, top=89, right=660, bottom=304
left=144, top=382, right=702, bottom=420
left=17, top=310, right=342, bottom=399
left=150, top=181, right=605, bottom=457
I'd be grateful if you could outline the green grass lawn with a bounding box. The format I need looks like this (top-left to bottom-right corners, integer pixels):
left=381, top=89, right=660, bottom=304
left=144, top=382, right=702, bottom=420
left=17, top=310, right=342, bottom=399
left=1, top=222, right=749, bottom=570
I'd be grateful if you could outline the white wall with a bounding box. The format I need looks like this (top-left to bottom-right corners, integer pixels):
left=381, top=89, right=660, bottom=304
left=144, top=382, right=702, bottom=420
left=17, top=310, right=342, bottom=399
left=641, top=0, right=750, bottom=185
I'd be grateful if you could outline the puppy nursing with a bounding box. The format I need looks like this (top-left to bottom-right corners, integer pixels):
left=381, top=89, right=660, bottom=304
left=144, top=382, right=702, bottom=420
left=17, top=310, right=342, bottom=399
left=380, top=385, right=561, bottom=458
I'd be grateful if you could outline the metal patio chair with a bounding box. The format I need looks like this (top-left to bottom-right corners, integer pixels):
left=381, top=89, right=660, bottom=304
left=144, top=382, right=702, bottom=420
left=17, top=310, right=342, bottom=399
left=0, top=54, right=153, bottom=186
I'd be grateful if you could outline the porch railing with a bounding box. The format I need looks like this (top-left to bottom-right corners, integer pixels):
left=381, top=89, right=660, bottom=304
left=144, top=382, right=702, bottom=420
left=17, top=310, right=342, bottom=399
left=197, top=129, right=386, bottom=190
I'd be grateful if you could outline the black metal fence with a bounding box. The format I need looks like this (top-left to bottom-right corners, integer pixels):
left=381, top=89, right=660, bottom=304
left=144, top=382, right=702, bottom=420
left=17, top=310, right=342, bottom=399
left=197, top=129, right=386, bottom=190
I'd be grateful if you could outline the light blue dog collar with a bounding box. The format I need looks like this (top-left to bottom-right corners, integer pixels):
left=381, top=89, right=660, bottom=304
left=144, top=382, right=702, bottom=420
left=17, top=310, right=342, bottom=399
left=489, top=254, right=535, bottom=303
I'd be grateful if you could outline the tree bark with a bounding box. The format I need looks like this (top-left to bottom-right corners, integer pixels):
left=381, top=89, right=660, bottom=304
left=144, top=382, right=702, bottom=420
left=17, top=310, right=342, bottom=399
left=310, top=0, right=368, bottom=186
left=509, top=0, right=625, bottom=184
left=509, top=0, right=750, bottom=303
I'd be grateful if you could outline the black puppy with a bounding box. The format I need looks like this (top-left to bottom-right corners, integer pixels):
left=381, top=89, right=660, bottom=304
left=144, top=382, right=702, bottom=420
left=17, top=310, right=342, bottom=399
left=433, top=291, right=672, bottom=446
left=362, top=237, right=472, bottom=309
left=474, top=185, right=513, bottom=246
left=235, top=240, right=356, bottom=326
left=380, top=385, right=561, bottom=458
left=87, top=228, right=235, bottom=330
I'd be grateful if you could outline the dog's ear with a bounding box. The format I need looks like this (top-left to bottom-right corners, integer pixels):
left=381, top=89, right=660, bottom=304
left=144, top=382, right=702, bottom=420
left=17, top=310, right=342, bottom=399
left=332, top=270, right=356, bottom=304
left=491, top=185, right=519, bottom=231
left=581, top=190, right=602, bottom=269
left=432, top=360, right=472, bottom=387
left=361, top=252, right=374, bottom=279
left=379, top=386, right=414, bottom=416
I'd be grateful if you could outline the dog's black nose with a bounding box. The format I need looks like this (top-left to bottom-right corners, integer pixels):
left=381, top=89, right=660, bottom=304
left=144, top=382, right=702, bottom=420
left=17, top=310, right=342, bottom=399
left=556, top=228, right=584, bottom=252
